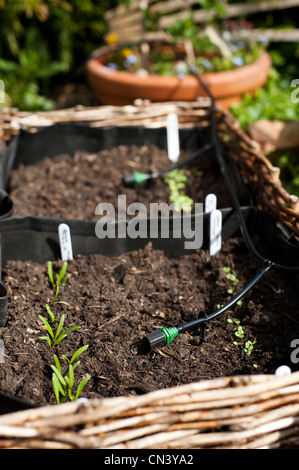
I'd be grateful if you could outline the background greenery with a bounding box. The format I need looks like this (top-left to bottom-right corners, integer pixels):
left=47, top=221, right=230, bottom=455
left=0, top=0, right=121, bottom=110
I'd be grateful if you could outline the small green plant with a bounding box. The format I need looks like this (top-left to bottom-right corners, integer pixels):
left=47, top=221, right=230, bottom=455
left=38, top=307, right=81, bottom=349
left=222, top=267, right=239, bottom=285
left=234, top=324, right=245, bottom=339
left=227, top=318, right=257, bottom=356
left=227, top=318, right=243, bottom=346
left=48, top=261, right=69, bottom=304
left=244, top=340, right=257, bottom=356
left=44, top=303, right=59, bottom=323
left=164, top=169, right=194, bottom=212
left=222, top=266, right=239, bottom=294
left=51, top=346, right=91, bottom=404
left=39, top=260, right=92, bottom=403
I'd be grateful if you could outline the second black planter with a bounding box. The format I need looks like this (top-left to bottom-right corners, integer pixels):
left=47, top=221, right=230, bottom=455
left=0, top=205, right=298, bottom=414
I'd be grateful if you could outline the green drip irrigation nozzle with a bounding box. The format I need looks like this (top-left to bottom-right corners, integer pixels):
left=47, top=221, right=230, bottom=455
left=123, top=172, right=150, bottom=187
left=144, top=326, right=179, bottom=350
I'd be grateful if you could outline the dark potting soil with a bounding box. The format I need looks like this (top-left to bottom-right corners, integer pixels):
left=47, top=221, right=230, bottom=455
left=0, top=237, right=298, bottom=407
left=8, top=144, right=233, bottom=220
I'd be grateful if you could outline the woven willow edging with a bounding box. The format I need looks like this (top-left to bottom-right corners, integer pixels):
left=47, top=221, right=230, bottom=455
left=0, top=372, right=299, bottom=449
left=2, top=99, right=298, bottom=240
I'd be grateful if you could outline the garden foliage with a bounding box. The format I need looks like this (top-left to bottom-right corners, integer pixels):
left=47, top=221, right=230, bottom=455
left=0, top=0, right=118, bottom=110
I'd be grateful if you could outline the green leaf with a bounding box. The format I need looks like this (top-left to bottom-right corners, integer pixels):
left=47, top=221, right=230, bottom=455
left=51, top=365, right=66, bottom=386
left=54, top=314, right=65, bottom=341
left=68, top=364, right=74, bottom=389
left=61, top=354, right=71, bottom=365
left=53, top=354, right=61, bottom=374
left=39, top=315, right=54, bottom=339
left=75, top=375, right=91, bottom=401
left=38, top=335, right=52, bottom=348
left=46, top=303, right=56, bottom=323
left=56, top=300, right=70, bottom=306
left=62, top=325, right=81, bottom=336
left=57, top=262, right=68, bottom=285
left=47, top=261, right=54, bottom=286
left=52, top=373, right=64, bottom=404
left=60, top=274, right=69, bottom=287
left=53, top=333, right=67, bottom=347
left=222, top=267, right=231, bottom=273
left=54, top=283, right=60, bottom=301
left=70, top=344, right=89, bottom=364
left=72, top=360, right=80, bottom=371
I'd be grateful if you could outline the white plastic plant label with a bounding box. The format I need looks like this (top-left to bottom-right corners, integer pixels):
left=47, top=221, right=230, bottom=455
left=205, top=193, right=217, bottom=213
left=58, top=223, right=73, bottom=261
left=209, top=209, right=222, bottom=256
left=167, top=113, right=180, bottom=162
left=275, top=365, right=291, bottom=376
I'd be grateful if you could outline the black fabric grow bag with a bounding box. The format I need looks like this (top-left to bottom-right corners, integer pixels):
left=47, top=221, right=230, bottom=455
left=0, top=124, right=298, bottom=414
left=0, top=123, right=253, bottom=216
left=0, top=205, right=298, bottom=414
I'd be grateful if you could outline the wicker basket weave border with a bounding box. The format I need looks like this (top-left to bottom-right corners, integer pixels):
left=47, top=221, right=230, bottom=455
left=0, top=372, right=299, bottom=449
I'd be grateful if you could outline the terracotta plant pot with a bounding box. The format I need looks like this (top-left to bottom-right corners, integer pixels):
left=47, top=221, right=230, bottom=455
left=86, top=45, right=272, bottom=109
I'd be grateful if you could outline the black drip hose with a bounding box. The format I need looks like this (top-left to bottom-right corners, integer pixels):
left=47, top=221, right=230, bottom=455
left=195, top=73, right=299, bottom=273
left=123, top=143, right=213, bottom=186
left=144, top=71, right=299, bottom=351
left=177, top=262, right=273, bottom=334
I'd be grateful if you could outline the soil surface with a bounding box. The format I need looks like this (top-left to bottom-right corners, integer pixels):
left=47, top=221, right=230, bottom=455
left=8, top=144, right=233, bottom=220
left=0, top=237, right=298, bottom=407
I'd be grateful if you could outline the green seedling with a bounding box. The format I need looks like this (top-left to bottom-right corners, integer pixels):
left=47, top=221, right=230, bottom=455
left=51, top=345, right=90, bottom=403
left=45, top=303, right=59, bottom=323
left=227, top=318, right=240, bottom=325
left=226, top=273, right=239, bottom=286
left=222, top=266, right=239, bottom=294
left=164, top=169, right=194, bottom=213
left=38, top=312, right=80, bottom=348
left=227, top=318, right=257, bottom=357
left=48, top=261, right=69, bottom=303
left=222, top=267, right=231, bottom=273
left=244, top=340, right=256, bottom=356
left=234, top=325, right=245, bottom=339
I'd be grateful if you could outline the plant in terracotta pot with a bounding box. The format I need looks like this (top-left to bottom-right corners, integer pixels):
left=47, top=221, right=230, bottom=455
left=86, top=1, right=272, bottom=108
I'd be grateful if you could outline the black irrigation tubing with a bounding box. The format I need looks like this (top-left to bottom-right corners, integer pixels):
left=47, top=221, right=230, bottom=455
left=143, top=71, right=299, bottom=351
left=122, top=142, right=213, bottom=186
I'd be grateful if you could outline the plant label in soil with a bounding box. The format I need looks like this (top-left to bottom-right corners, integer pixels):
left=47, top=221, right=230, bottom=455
left=209, top=209, right=222, bottom=256
left=275, top=365, right=291, bottom=376
left=58, top=223, right=73, bottom=261
left=205, top=193, right=217, bottom=213
left=167, top=113, right=180, bottom=162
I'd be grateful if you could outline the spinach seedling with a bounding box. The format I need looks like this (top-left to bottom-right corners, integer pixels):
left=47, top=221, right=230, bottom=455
left=48, top=261, right=69, bottom=304
left=38, top=311, right=80, bottom=348
left=51, top=345, right=90, bottom=403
